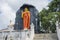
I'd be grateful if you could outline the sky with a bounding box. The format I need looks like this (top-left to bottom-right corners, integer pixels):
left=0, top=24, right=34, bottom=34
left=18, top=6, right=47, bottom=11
left=0, top=0, right=52, bottom=30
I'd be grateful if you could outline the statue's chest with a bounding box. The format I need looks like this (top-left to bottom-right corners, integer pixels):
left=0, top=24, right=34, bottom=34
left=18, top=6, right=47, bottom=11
left=23, top=13, right=28, bottom=17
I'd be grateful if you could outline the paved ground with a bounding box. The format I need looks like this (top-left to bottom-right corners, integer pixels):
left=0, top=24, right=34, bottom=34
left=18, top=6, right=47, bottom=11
left=33, top=33, right=58, bottom=40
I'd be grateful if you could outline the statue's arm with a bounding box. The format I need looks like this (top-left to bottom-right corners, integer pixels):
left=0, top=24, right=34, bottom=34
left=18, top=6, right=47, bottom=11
left=22, top=12, right=24, bottom=18
left=28, top=11, right=30, bottom=18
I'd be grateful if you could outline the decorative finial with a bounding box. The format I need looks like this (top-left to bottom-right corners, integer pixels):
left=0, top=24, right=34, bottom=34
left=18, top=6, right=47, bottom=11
left=9, top=20, right=14, bottom=28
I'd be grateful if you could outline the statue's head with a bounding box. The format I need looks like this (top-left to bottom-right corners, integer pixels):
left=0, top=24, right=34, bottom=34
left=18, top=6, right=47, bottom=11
left=24, top=7, right=28, bottom=11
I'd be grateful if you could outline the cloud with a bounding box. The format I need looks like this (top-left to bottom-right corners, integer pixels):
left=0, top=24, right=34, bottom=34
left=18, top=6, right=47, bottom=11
left=0, top=2, right=15, bottom=30
left=0, top=0, right=51, bottom=30
left=5, top=0, right=51, bottom=11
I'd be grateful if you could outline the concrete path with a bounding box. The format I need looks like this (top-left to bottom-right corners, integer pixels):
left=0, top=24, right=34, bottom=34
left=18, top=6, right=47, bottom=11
left=33, top=33, right=58, bottom=40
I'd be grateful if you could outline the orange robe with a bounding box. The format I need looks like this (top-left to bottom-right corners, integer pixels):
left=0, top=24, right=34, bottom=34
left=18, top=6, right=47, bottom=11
left=22, top=11, right=30, bottom=30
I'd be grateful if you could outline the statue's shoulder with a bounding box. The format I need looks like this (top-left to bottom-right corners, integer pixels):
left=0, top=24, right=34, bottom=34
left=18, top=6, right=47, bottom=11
left=22, top=11, right=24, bottom=13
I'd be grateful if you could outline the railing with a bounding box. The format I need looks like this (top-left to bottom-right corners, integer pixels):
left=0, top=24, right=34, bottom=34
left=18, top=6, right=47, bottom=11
left=0, top=23, right=34, bottom=40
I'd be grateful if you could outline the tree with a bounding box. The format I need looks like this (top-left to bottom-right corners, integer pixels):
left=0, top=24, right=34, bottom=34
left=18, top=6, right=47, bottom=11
left=48, top=0, right=60, bottom=12
left=39, top=9, right=60, bottom=33
left=39, top=8, right=51, bottom=33
left=38, top=0, right=60, bottom=33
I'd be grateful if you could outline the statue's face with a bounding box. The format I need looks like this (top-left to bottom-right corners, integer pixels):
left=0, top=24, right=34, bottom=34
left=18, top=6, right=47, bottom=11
left=24, top=8, right=28, bottom=11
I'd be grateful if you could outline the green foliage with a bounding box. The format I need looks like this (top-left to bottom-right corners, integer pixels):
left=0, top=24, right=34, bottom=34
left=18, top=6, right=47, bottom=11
left=48, top=0, right=60, bottom=12
left=39, top=9, right=60, bottom=33
left=38, top=0, right=60, bottom=33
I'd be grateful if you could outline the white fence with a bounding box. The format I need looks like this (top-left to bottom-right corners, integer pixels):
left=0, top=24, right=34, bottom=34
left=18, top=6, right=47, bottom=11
left=0, top=23, right=34, bottom=40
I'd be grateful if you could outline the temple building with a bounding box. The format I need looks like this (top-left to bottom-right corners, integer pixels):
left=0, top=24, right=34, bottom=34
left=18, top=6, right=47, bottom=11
left=0, top=4, right=39, bottom=40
